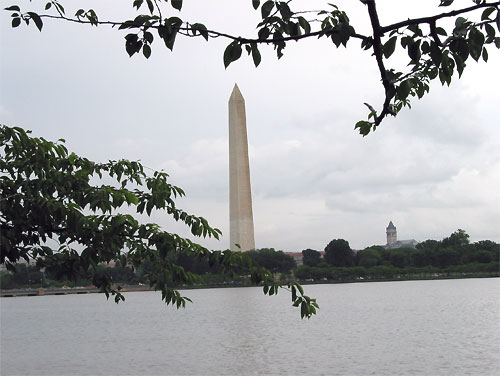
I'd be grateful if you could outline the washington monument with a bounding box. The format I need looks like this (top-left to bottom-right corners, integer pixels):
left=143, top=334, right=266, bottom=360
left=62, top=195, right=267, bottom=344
left=228, top=84, right=255, bottom=252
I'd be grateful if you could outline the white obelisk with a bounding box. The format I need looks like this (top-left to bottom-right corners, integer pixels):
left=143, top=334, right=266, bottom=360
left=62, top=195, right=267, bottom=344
left=228, top=84, right=255, bottom=252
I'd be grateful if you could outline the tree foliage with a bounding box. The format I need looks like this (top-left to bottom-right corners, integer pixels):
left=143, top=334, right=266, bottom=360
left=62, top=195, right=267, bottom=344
left=0, top=125, right=318, bottom=318
left=442, top=228, right=470, bottom=247
left=4, top=0, right=500, bottom=134
left=294, top=229, right=499, bottom=282
left=246, top=248, right=296, bottom=274
left=356, top=247, right=382, bottom=268
left=302, top=248, right=322, bottom=267
left=324, top=238, right=354, bottom=267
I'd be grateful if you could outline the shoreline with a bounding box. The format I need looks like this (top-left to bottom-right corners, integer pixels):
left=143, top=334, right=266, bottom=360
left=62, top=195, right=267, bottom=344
left=1, top=273, right=498, bottom=297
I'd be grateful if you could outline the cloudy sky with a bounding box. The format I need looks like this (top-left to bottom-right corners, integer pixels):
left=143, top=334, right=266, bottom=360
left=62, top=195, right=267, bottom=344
left=1, top=0, right=499, bottom=251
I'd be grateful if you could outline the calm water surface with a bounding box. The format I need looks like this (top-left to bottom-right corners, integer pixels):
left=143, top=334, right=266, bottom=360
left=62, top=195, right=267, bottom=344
left=1, top=278, right=499, bottom=376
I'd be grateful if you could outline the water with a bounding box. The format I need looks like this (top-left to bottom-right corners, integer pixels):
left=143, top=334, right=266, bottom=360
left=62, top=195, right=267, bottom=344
left=1, top=278, right=499, bottom=375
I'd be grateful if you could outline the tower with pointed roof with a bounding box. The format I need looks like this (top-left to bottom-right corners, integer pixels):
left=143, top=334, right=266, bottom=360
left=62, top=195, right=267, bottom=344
left=386, top=221, right=397, bottom=246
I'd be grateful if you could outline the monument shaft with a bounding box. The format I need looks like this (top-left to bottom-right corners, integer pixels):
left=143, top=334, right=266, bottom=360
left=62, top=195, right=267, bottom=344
left=228, top=85, right=255, bottom=252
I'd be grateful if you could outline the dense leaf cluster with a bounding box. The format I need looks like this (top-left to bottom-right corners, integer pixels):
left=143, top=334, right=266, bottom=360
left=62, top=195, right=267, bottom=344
left=0, top=125, right=317, bottom=318
left=4, top=0, right=499, bottom=133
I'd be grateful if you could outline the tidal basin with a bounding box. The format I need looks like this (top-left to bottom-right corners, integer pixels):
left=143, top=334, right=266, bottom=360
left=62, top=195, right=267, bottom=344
left=1, top=278, right=499, bottom=375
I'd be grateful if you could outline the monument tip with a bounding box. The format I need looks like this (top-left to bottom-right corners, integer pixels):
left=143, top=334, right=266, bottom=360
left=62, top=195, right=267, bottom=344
left=230, top=83, right=244, bottom=101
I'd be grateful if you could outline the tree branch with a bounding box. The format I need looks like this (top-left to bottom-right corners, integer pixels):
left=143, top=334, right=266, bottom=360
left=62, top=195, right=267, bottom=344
left=38, top=14, right=371, bottom=45
left=380, top=1, right=500, bottom=34
left=363, top=0, right=395, bottom=126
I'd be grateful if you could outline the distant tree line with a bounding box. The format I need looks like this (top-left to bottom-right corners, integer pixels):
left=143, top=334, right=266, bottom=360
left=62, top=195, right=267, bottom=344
left=296, top=229, right=499, bottom=281
left=0, top=248, right=298, bottom=289
left=1, top=229, right=498, bottom=289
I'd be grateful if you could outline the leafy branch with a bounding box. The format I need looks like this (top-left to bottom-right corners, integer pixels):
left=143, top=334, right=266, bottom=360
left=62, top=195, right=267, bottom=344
left=354, top=0, right=500, bottom=134
left=0, top=124, right=318, bottom=318
left=4, top=0, right=499, bottom=134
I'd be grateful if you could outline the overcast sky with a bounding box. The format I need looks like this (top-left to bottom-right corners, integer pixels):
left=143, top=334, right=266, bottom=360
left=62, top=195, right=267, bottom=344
left=1, top=0, right=499, bottom=251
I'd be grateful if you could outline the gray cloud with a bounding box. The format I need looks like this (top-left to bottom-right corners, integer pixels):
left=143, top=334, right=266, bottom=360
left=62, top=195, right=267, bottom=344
left=1, top=0, right=499, bottom=251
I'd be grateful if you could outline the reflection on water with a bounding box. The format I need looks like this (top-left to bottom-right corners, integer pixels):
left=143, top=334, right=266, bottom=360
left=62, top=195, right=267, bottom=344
left=1, top=278, right=499, bottom=375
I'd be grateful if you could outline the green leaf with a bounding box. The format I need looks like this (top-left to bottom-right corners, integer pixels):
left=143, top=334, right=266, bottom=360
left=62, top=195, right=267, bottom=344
left=68, top=152, right=78, bottom=165
left=171, top=0, right=183, bottom=11
left=496, top=9, right=500, bottom=32
left=4, top=5, right=20, bottom=11
left=251, top=43, right=261, bottom=67
left=355, top=120, right=372, bottom=136
left=428, top=67, right=439, bottom=80
left=455, top=17, right=467, bottom=29
left=481, top=7, right=495, bottom=21
left=45, top=2, right=52, bottom=10
left=261, top=0, right=274, bottom=19
left=12, top=17, right=21, bottom=28
left=482, top=47, right=488, bottom=62
left=55, top=2, right=65, bottom=14
left=27, top=12, right=43, bottom=31
left=298, top=16, right=311, bottom=34
left=143, top=44, right=151, bottom=59
left=166, top=16, right=183, bottom=27
left=300, top=301, right=308, bottom=318
left=133, top=0, right=144, bottom=10
left=146, top=0, right=154, bottom=14
left=252, top=0, right=260, bottom=10
left=421, top=41, right=430, bottom=54
left=400, top=36, right=413, bottom=49
left=407, top=24, right=422, bottom=37
left=383, top=36, right=397, bottom=59
left=361, top=37, right=373, bottom=50
left=338, top=22, right=352, bottom=47
left=430, top=41, right=442, bottom=65
left=408, top=40, right=421, bottom=62
left=159, top=24, right=178, bottom=51
left=436, top=27, right=447, bottom=36
left=439, top=54, right=454, bottom=86
left=484, top=23, right=495, bottom=40
left=296, top=282, right=304, bottom=295
left=278, top=2, right=292, bottom=21
left=331, top=31, right=342, bottom=48
left=125, top=33, right=142, bottom=57
left=439, top=0, right=454, bottom=6
left=86, top=9, right=99, bottom=26
left=258, top=27, right=270, bottom=40
left=468, top=27, right=485, bottom=61
left=223, top=41, right=242, bottom=68
left=450, top=38, right=469, bottom=61
left=396, top=79, right=412, bottom=100
left=191, top=23, right=208, bottom=41
left=144, top=31, right=154, bottom=44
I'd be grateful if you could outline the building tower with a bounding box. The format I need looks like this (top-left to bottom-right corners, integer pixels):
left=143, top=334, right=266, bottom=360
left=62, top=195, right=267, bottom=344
left=228, top=84, right=255, bottom=252
left=386, top=221, right=397, bottom=246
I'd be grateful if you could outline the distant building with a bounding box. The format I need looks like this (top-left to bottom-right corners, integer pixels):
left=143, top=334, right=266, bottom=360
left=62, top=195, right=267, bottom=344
left=285, top=251, right=326, bottom=266
left=287, top=252, right=304, bottom=266
left=386, top=221, right=397, bottom=246
left=384, top=221, right=418, bottom=249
